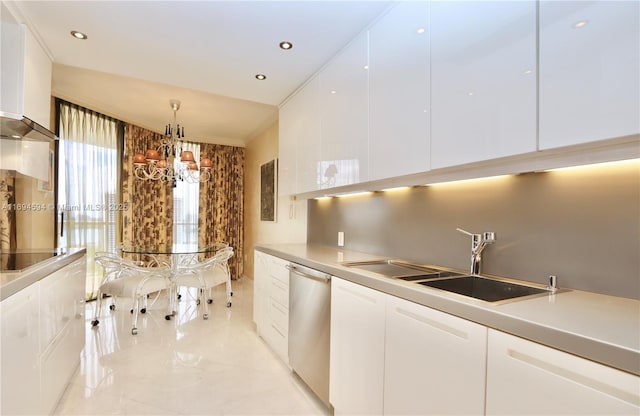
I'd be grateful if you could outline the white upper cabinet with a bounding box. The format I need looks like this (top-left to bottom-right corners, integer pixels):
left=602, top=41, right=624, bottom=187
left=539, top=1, right=640, bottom=149
left=278, top=76, right=321, bottom=196
left=0, top=3, right=52, bottom=127
left=1, top=4, right=25, bottom=117
left=277, top=101, right=296, bottom=196
left=319, top=32, right=370, bottom=189
left=430, top=1, right=537, bottom=169
left=294, top=76, right=322, bottom=194
left=369, top=2, right=430, bottom=180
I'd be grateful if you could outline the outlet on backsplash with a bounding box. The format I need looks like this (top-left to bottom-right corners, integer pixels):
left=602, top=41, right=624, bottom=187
left=338, top=231, right=344, bottom=247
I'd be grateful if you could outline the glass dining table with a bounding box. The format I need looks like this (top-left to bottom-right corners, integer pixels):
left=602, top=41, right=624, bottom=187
left=119, top=243, right=227, bottom=319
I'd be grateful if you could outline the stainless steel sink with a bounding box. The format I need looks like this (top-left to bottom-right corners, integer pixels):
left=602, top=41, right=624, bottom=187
left=341, top=260, right=462, bottom=280
left=418, top=276, right=549, bottom=302
left=343, top=259, right=554, bottom=303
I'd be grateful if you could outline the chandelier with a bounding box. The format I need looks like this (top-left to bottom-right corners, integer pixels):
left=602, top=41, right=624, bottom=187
left=132, top=100, right=211, bottom=183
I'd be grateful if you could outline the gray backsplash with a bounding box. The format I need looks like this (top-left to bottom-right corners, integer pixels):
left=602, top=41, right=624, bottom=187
left=307, top=163, right=639, bottom=299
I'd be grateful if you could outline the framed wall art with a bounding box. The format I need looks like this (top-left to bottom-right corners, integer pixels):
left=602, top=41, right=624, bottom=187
left=260, top=159, right=277, bottom=222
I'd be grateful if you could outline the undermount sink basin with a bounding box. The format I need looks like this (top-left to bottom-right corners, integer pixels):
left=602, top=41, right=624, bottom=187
left=418, top=276, right=549, bottom=302
left=342, top=259, right=553, bottom=303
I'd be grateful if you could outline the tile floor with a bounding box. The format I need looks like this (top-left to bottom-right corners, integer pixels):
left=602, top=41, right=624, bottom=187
left=53, top=278, right=332, bottom=415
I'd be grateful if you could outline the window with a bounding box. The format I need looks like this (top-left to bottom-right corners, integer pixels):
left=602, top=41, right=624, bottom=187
left=173, top=141, right=200, bottom=245
left=58, top=102, right=120, bottom=300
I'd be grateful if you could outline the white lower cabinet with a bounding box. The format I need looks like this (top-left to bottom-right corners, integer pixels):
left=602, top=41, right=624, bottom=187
left=253, top=251, right=269, bottom=334
left=384, top=295, right=487, bottom=415
left=39, top=257, right=86, bottom=414
left=330, top=277, right=386, bottom=415
left=329, top=278, right=639, bottom=415
left=486, top=329, right=640, bottom=415
left=0, top=256, right=86, bottom=415
left=253, top=251, right=290, bottom=364
left=0, top=280, right=41, bottom=415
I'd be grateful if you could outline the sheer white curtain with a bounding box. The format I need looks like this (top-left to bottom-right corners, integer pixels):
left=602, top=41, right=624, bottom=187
left=58, top=102, right=119, bottom=300
left=173, top=141, right=200, bottom=245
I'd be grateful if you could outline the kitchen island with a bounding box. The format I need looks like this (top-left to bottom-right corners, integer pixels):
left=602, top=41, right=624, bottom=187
left=1, top=247, right=86, bottom=415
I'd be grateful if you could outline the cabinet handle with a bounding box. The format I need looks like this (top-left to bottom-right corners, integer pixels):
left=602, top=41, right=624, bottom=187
left=271, top=301, right=287, bottom=314
left=40, top=324, right=69, bottom=362
left=507, top=349, right=640, bottom=406
left=396, top=307, right=468, bottom=340
left=337, top=285, right=377, bottom=304
left=286, top=264, right=331, bottom=283
left=271, top=280, right=286, bottom=291
left=271, top=323, right=286, bottom=338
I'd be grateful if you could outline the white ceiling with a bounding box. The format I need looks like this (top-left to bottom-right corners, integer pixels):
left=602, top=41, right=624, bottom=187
left=8, top=0, right=392, bottom=145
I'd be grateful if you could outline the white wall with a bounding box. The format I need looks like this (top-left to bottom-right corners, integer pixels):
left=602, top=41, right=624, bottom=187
left=244, top=121, right=307, bottom=278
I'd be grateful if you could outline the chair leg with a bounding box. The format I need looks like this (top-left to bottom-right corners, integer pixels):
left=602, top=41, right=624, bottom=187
left=91, top=291, right=103, bottom=327
left=226, top=276, right=233, bottom=307
left=131, top=295, right=140, bottom=335
left=202, top=286, right=209, bottom=320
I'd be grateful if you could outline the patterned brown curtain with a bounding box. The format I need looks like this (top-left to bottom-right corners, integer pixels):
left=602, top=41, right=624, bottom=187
left=198, top=144, right=245, bottom=280
left=122, top=124, right=173, bottom=249
left=0, top=170, right=16, bottom=254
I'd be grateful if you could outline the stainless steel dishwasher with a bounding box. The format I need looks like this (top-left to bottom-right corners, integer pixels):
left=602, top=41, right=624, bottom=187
left=287, top=262, right=332, bottom=408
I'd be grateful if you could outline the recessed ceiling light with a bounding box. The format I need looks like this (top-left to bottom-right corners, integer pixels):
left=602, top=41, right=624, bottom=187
left=523, top=69, right=533, bottom=75
left=279, top=41, right=293, bottom=50
left=363, top=65, right=369, bottom=70
left=330, top=90, right=337, bottom=95
left=573, top=20, right=588, bottom=29
left=416, top=28, right=426, bottom=35
left=255, top=74, right=267, bottom=80
left=70, top=30, right=88, bottom=40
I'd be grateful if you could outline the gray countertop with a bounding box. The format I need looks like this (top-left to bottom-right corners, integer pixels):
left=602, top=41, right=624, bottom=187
left=0, top=248, right=87, bottom=301
left=256, top=243, right=640, bottom=377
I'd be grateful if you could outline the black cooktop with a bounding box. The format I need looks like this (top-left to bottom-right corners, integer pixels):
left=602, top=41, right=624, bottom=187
left=0, top=250, right=63, bottom=272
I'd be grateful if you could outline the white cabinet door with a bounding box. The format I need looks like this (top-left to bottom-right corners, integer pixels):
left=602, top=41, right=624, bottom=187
left=39, top=257, right=86, bottom=414
left=278, top=76, right=322, bottom=195
left=277, top=102, right=297, bottom=196
left=539, top=1, right=640, bottom=149
left=319, top=32, right=369, bottom=188
left=1, top=282, right=41, bottom=415
left=253, top=251, right=289, bottom=364
left=486, top=329, right=640, bottom=415
left=253, top=251, right=269, bottom=336
left=0, top=4, right=25, bottom=117
left=369, top=1, right=430, bottom=181
left=329, top=277, right=385, bottom=415
left=430, top=1, right=537, bottom=169
left=266, top=255, right=289, bottom=363
left=384, top=295, right=487, bottom=415
left=39, top=258, right=85, bottom=352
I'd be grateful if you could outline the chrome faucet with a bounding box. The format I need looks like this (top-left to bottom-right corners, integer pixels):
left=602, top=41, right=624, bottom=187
left=456, top=228, right=496, bottom=275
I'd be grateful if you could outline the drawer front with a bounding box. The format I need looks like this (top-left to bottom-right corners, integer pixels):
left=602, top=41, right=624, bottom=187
left=40, top=318, right=84, bottom=414
left=267, top=322, right=289, bottom=364
left=269, top=256, right=290, bottom=284
left=268, top=299, right=289, bottom=336
left=270, top=277, right=289, bottom=307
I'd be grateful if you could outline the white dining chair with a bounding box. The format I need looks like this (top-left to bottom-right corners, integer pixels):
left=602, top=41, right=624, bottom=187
left=175, top=247, right=234, bottom=319
left=92, top=253, right=172, bottom=334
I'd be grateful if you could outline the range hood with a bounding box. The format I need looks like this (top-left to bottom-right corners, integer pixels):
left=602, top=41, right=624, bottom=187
left=0, top=112, right=56, bottom=181
left=0, top=112, right=56, bottom=142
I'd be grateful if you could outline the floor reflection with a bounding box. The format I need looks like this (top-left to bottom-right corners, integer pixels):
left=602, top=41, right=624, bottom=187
left=54, top=278, right=331, bottom=415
